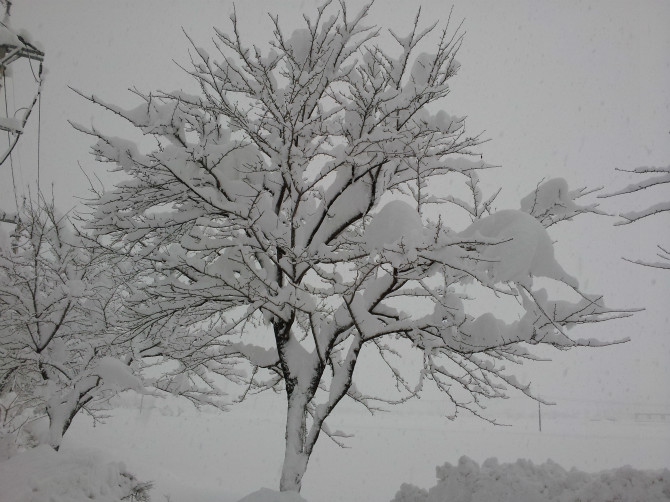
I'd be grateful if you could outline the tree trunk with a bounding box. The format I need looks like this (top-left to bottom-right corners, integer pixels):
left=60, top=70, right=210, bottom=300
left=46, top=399, right=71, bottom=451
left=45, top=388, right=89, bottom=451
left=279, top=390, right=311, bottom=492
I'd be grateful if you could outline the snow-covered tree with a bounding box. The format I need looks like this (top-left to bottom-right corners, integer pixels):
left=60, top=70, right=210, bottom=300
left=74, top=2, right=630, bottom=492
left=0, top=198, right=144, bottom=450
left=0, top=196, right=232, bottom=451
left=600, top=164, right=670, bottom=269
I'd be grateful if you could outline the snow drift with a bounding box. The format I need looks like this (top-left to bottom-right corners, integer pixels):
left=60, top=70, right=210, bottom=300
left=238, top=488, right=308, bottom=502
left=391, top=455, right=670, bottom=502
left=0, top=445, right=152, bottom=502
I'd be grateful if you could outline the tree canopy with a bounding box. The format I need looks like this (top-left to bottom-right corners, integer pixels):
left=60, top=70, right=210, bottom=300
left=73, top=1, right=631, bottom=492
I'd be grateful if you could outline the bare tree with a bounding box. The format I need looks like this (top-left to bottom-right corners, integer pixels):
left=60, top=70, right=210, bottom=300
left=73, top=2, right=630, bottom=492
left=599, top=164, right=670, bottom=269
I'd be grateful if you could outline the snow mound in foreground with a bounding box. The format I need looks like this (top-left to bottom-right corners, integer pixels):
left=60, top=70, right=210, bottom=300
left=0, top=445, right=152, bottom=502
left=237, top=488, right=308, bottom=502
left=392, top=456, right=670, bottom=502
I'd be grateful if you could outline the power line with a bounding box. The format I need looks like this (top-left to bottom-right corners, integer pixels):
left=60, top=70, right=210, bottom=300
left=36, top=62, right=41, bottom=192
left=8, top=68, right=25, bottom=195
left=3, top=72, right=19, bottom=213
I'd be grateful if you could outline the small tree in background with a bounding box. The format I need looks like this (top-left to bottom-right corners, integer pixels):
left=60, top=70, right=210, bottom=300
left=0, top=196, right=237, bottom=452
left=0, top=198, right=144, bottom=450
left=74, top=1, right=631, bottom=492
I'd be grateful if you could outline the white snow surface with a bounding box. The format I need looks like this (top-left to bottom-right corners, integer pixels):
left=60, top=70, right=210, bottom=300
left=392, top=456, right=670, bottom=502
left=238, top=488, right=308, bottom=502
left=0, top=116, right=23, bottom=133
left=3, top=441, right=669, bottom=502
left=0, top=225, right=10, bottom=253
left=459, top=209, right=577, bottom=287
left=0, top=23, right=23, bottom=47
left=1, top=393, right=669, bottom=502
left=0, top=444, right=148, bottom=502
left=364, top=200, right=425, bottom=252
left=94, top=357, right=144, bottom=393
left=520, top=178, right=575, bottom=221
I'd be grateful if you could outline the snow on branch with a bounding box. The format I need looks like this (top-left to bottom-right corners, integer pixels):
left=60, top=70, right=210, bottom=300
left=599, top=165, right=670, bottom=224
left=0, top=210, right=18, bottom=224
left=521, top=178, right=606, bottom=228
left=599, top=164, right=670, bottom=268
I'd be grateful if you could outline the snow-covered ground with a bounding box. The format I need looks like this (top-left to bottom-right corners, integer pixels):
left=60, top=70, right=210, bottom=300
left=3, top=391, right=665, bottom=502
left=393, top=456, right=670, bottom=502
left=0, top=444, right=152, bottom=502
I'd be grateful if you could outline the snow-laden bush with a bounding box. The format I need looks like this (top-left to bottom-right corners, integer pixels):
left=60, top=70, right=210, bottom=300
left=391, top=456, right=670, bottom=502
left=0, top=445, right=153, bottom=502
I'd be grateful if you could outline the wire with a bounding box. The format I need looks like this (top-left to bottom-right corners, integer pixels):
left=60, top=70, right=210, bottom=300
left=28, top=57, right=39, bottom=83
left=37, top=62, right=42, bottom=192
left=3, top=72, right=19, bottom=213
left=8, top=68, right=24, bottom=194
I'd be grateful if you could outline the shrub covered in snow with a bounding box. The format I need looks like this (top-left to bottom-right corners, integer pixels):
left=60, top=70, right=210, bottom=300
left=0, top=445, right=153, bottom=502
left=391, top=456, right=670, bottom=502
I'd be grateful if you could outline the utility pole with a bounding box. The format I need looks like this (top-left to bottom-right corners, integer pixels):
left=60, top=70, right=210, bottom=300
left=0, top=0, right=44, bottom=253
left=0, top=0, right=45, bottom=170
left=538, top=401, right=542, bottom=432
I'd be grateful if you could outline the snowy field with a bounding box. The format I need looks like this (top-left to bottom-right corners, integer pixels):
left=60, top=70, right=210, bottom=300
left=3, top=391, right=665, bottom=502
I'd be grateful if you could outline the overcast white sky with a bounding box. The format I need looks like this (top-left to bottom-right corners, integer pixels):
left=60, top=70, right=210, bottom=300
left=3, top=0, right=670, bottom=419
